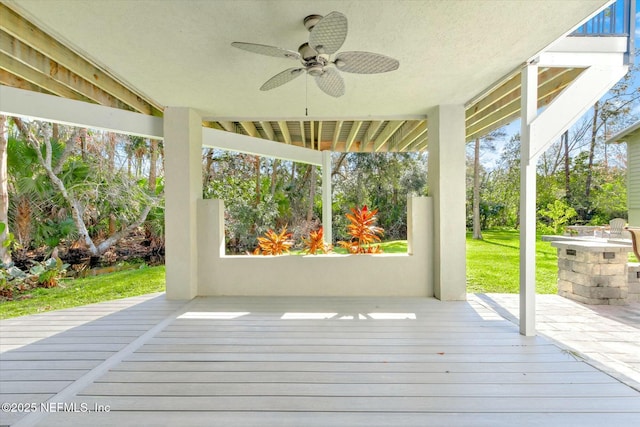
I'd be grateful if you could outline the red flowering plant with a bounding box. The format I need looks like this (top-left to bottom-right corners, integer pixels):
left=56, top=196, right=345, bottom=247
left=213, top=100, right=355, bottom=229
left=337, top=205, right=384, bottom=254
left=253, top=226, right=294, bottom=255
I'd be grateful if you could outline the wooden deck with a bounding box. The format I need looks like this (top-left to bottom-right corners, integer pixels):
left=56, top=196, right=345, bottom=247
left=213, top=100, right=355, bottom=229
left=1, top=294, right=640, bottom=426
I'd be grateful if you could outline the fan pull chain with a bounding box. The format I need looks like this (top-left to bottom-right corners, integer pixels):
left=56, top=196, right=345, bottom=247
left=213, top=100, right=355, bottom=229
left=305, top=73, right=309, bottom=117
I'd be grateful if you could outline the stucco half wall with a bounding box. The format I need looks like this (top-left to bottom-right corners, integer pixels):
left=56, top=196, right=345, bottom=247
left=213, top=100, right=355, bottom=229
left=197, top=197, right=434, bottom=297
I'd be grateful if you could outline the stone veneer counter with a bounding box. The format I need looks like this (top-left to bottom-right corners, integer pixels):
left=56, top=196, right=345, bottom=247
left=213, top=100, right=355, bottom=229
left=551, top=240, right=633, bottom=305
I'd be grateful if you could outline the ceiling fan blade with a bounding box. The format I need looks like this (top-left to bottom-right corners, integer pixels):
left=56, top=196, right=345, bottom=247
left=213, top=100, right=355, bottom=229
left=334, top=51, right=399, bottom=74
left=260, top=67, right=305, bottom=91
left=231, top=42, right=301, bottom=60
left=314, top=67, right=345, bottom=97
left=309, top=11, right=347, bottom=54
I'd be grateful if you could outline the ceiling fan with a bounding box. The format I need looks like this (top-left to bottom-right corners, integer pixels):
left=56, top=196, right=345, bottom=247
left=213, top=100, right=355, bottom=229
left=231, top=11, right=399, bottom=98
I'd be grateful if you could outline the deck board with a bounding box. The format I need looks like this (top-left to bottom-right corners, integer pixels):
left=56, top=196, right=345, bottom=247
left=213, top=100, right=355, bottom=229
left=1, top=295, right=639, bottom=426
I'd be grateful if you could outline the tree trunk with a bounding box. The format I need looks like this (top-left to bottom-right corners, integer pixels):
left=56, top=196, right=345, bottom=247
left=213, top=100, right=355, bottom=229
left=149, top=138, right=158, bottom=192
left=563, top=130, right=570, bottom=203
left=585, top=101, right=599, bottom=200
left=307, top=165, right=316, bottom=222
left=472, top=138, right=482, bottom=240
left=255, top=156, right=261, bottom=205
left=107, top=132, right=116, bottom=173
left=79, top=127, right=88, bottom=161
left=0, top=115, right=12, bottom=265
left=270, top=159, right=279, bottom=197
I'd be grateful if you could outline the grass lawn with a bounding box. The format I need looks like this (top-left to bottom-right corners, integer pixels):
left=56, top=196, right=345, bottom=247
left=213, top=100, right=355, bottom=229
left=0, top=229, right=557, bottom=319
left=466, top=229, right=557, bottom=294
left=0, top=265, right=165, bottom=319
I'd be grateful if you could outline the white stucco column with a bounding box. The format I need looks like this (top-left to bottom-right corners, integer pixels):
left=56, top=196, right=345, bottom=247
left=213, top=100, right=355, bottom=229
left=322, top=150, right=332, bottom=245
left=164, top=107, right=202, bottom=300
left=427, top=105, right=466, bottom=300
left=520, top=64, right=538, bottom=336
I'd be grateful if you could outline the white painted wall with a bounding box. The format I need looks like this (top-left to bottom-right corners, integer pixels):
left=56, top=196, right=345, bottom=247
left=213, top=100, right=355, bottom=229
left=197, top=197, right=434, bottom=297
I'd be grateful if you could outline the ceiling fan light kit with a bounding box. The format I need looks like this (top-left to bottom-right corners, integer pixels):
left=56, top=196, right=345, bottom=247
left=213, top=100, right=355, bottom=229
left=231, top=11, right=399, bottom=97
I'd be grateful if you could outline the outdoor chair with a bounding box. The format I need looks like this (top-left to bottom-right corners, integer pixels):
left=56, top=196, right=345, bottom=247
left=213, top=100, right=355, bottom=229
left=608, top=218, right=626, bottom=238
left=626, top=227, right=640, bottom=262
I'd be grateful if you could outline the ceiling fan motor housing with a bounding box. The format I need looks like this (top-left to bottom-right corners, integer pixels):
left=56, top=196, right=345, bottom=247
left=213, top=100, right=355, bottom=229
left=303, top=14, right=323, bottom=31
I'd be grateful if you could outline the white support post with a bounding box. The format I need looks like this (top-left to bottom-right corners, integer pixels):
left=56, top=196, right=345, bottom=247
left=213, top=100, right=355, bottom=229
left=427, top=105, right=466, bottom=301
left=322, top=150, right=332, bottom=245
left=164, top=107, right=202, bottom=300
left=519, top=64, right=538, bottom=336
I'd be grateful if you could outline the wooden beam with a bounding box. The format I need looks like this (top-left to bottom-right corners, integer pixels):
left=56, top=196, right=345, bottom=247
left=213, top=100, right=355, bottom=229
left=0, top=68, right=51, bottom=94
left=344, top=120, right=362, bottom=152
left=218, top=121, right=235, bottom=132
left=413, top=134, right=429, bottom=151
left=388, top=120, right=423, bottom=152
left=239, top=121, right=258, bottom=138
left=0, top=50, right=91, bottom=102
left=373, top=120, right=404, bottom=152
left=397, top=120, right=428, bottom=151
left=299, top=121, right=306, bottom=148
left=465, top=68, right=582, bottom=141
left=259, top=121, right=275, bottom=141
left=202, top=121, right=223, bottom=130
left=360, top=120, right=383, bottom=152
left=0, top=32, right=133, bottom=111
left=466, top=68, right=577, bottom=129
left=309, top=120, right=315, bottom=150
left=277, top=121, right=291, bottom=144
left=0, top=3, right=162, bottom=116
left=203, top=127, right=322, bottom=165
left=331, top=120, right=343, bottom=151
left=0, top=85, right=163, bottom=139
left=317, top=121, right=323, bottom=150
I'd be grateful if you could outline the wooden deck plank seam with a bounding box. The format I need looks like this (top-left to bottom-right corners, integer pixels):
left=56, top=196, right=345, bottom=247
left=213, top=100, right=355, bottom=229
left=9, top=298, right=195, bottom=427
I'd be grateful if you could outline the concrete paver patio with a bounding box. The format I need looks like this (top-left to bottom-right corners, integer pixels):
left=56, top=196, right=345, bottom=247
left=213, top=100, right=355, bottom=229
left=476, top=293, right=640, bottom=391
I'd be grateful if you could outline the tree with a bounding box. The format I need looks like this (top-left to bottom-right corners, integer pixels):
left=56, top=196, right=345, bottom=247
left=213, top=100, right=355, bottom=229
left=0, top=115, right=11, bottom=265
left=468, top=130, right=504, bottom=239
left=13, top=118, right=154, bottom=257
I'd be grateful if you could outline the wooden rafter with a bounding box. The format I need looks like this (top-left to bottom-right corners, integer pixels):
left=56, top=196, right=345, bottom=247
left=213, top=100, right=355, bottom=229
left=317, top=121, right=323, bottom=150
left=202, top=121, right=224, bottom=131
left=344, top=120, right=362, bottom=152
left=466, top=68, right=582, bottom=140
left=259, top=121, right=275, bottom=141
left=218, top=121, right=235, bottom=132
left=331, top=120, right=343, bottom=151
left=373, top=120, right=404, bottom=152
left=388, top=120, right=423, bottom=152
left=240, top=121, right=258, bottom=138
left=299, top=121, right=306, bottom=148
left=0, top=3, right=162, bottom=116
left=360, top=120, right=383, bottom=152
left=0, top=50, right=91, bottom=102
left=277, top=121, right=291, bottom=144
left=0, top=32, right=135, bottom=111
left=397, top=120, right=428, bottom=151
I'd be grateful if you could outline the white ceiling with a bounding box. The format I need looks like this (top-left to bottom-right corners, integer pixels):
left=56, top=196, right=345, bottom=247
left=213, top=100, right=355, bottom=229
left=8, top=0, right=609, bottom=121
